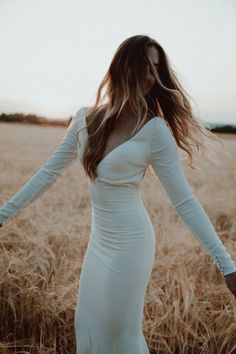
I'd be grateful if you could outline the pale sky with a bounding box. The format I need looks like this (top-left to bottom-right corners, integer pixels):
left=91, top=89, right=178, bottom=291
left=0, top=0, right=235, bottom=124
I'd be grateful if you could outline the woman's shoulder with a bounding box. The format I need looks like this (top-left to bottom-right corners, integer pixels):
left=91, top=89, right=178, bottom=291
left=75, top=106, right=87, bottom=119
left=150, top=116, right=177, bottom=152
left=73, top=106, right=91, bottom=129
left=152, top=115, right=170, bottom=128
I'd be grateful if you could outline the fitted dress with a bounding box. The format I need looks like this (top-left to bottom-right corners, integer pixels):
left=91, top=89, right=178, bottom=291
left=0, top=106, right=236, bottom=354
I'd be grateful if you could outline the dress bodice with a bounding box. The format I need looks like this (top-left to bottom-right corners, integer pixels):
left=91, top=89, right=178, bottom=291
left=77, top=113, right=160, bottom=187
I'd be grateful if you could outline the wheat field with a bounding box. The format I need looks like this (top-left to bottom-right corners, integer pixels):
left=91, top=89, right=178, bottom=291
left=0, top=122, right=236, bottom=354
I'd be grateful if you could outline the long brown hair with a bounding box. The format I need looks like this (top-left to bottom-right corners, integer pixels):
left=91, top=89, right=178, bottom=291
left=76, top=34, right=224, bottom=182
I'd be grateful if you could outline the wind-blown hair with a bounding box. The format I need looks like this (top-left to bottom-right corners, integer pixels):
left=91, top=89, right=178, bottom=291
left=75, top=34, right=224, bottom=182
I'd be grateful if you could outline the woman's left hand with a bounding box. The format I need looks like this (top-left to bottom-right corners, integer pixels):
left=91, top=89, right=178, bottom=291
left=224, top=272, right=236, bottom=298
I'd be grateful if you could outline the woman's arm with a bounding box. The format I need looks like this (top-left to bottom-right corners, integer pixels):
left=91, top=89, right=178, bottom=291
left=0, top=107, right=85, bottom=226
left=149, top=117, right=236, bottom=277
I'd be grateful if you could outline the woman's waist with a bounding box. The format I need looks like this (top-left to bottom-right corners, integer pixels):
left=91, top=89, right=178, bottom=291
left=91, top=199, right=152, bottom=233
left=89, top=181, right=143, bottom=205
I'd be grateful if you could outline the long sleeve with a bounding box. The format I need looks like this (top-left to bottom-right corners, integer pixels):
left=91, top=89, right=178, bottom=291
left=149, top=117, right=236, bottom=276
left=0, top=107, right=85, bottom=226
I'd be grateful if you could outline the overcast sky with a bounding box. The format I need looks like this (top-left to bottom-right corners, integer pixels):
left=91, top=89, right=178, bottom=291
left=0, top=0, right=235, bottom=124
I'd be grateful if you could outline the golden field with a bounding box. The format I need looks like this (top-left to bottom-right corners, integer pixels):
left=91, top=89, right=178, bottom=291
left=0, top=122, right=236, bottom=354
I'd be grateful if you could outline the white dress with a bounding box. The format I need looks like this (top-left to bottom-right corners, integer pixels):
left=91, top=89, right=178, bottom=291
left=0, top=106, right=236, bottom=354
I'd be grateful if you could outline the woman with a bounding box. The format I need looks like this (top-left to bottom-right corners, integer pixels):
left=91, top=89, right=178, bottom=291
left=0, top=34, right=236, bottom=354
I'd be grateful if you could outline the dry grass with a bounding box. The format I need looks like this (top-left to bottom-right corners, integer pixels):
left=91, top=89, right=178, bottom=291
left=0, top=123, right=236, bottom=354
